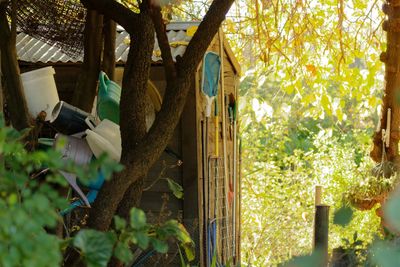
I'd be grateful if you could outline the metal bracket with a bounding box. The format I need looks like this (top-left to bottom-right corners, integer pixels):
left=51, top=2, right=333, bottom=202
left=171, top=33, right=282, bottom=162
left=382, top=108, right=392, bottom=148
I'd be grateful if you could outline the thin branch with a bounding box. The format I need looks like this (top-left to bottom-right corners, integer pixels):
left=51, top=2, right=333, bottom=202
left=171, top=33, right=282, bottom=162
left=80, top=0, right=138, bottom=33
left=10, top=0, right=16, bottom=45
left=150, top=6, right=177, bottom=83
left=179, top=0, right=235, bottom=74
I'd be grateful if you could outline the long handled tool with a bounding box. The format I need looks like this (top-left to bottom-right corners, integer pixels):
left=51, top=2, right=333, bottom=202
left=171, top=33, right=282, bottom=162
left=229, top=92, right=238, bottom=261
left=201, top=51, right=221, bottom=267
left=201, top=52, right=221, bottom=120
left=218, top=29, right=231, bottom=263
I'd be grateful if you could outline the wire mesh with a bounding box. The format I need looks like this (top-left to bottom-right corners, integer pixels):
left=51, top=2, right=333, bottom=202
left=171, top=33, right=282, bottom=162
left=12, top=0, right=86, bottom=58
left=208, top=156, right=234, bottom=265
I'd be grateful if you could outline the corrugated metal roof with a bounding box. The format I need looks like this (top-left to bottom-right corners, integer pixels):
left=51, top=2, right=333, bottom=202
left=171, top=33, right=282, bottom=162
left=17, top=22, right=200, bottom=64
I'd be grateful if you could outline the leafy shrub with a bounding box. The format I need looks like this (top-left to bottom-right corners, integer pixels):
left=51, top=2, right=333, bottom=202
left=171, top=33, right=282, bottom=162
left=0, top=117, right=194, bottom=266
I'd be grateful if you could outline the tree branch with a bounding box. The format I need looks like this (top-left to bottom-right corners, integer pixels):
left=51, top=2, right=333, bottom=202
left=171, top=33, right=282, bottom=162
left=72, top=10, right=104, bottom=112
left=179, top=0, right=234, bottom=74
left=102, top=17, right=117, bottom=79
left=150, top=6, right=177, bottom=82
left=80, top=0, right=138, bottom=33
left=137, top=0, right=235, bottom=157
left=0, top=2, right=31, bottom=130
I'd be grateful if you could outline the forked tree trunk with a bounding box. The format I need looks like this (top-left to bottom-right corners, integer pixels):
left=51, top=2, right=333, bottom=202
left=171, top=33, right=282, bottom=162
left=87, top=10, right=154, bottom=230
left=0, top=1, right=30, bottom=130
left=371, top=2, right=400, bottom=169
left=67, top=0, right=234, bottom=265
left=72, top=9, right=104, bottom=112
left=81, top=0, right=235, bottom=234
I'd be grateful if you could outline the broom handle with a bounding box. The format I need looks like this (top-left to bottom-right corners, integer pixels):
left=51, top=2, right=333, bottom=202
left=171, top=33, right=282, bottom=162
left=215, top=112, right=219, bottom=157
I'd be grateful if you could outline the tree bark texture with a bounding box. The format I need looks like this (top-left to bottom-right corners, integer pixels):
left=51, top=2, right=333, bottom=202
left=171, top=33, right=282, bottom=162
left=0, top=2, right=30, bottom=130
left=0, top=49, right=3, bottom=111
left=81, top=0, right=235, bottom=233
left=102, top=17, right=116, bottom=80
left=87, top=10, right=154, bottom=231
left=371, top=2, right=400, bottom=168
left=72, top=9, right=104, bottom=112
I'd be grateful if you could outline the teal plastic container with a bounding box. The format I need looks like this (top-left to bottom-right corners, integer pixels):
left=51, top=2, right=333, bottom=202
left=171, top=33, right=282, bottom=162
left=97, top=72, right=121, bottom=124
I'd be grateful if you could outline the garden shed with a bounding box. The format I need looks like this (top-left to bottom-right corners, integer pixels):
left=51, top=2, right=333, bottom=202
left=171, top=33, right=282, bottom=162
left=17, top=22, right=241, bottom=266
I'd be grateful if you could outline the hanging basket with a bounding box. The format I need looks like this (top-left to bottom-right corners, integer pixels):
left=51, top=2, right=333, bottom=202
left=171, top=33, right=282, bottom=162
left=350, top=193, right=387, bottom=211
left=350, top=198, right=378, bottom=211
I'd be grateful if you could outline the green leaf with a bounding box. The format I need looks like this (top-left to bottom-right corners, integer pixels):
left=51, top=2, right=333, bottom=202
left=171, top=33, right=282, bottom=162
left=162, top=220, right=192, bottom=244
left=370, top=240, right=400, bottom=267
left=129, top=208, right=147, bottom=229
left=134, top=231, right=149, bottom=249
left=182, top=242, right=195, bottom=262
left=383, top=194, right=400, bottom=232
left=151, top=238, right=169, bottom=253
left=166, top=178, right=184, bottom=199
left=73, top=230, right=116, bottom=267
left=281, top=249, right=324, bottom=267
left=7, top=193, right=18, bottom=205
left=113, top=215, right=127, bottom=231
left=113, top=242, right=133, bottom=264
left=353, top=232, right=358, bottom=242
left=321, top=95, right=332, bottom=116
left=178, top=245, right=187, bottom=267
left=333, top=206, right=353, bottom=227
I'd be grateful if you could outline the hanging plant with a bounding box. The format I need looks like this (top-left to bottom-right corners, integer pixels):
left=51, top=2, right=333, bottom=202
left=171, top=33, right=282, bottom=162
left=346, top=162, right=399, bottom=211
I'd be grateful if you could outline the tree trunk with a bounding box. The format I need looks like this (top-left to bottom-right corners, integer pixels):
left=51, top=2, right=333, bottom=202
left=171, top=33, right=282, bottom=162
left=72, top=9, right=104, bottom=112
left=371, top=2, right=400, bottom=169
left=81, top=0, right=235, bottom=233
left=0, top=1, right=30, bottom=130
left=0, top=49, right=3, bottom=111
left=102, top=17, right=116, bottom=80
left=87, top=11, right=154, bottom=230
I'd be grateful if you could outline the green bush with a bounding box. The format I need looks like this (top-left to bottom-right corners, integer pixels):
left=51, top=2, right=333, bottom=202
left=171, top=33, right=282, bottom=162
left=0, top=117, right=194, bottom=266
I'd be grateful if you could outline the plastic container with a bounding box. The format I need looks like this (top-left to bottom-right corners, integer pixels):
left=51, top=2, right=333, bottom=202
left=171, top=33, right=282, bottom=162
left=86, top=118, right=121, bottom=156
left=97, top=71, right=121, bottom=124
left=55, top=134, right=93, bottom=166
left=50, top=101, right=95, bottom=135
left=20, top=67, right=59, bottom=121
left=85, top=129, right=121, bottom=162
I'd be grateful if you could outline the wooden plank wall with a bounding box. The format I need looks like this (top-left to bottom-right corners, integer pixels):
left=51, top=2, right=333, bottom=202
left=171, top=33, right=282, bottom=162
left=196, top=33, right=240, bottom=266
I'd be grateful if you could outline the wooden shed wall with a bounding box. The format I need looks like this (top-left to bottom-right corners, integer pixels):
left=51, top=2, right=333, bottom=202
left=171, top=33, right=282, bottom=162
left=198, top=34, right=240, bottom=266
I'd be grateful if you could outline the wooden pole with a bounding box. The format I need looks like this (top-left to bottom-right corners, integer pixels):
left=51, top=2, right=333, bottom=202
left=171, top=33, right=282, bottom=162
left=314, top=205, right=329, bottom=266
left=315, top=185, right=322, bottom=205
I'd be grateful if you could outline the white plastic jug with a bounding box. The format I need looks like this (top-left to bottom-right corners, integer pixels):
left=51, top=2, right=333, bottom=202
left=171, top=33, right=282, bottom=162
left=20, top=67, right=59, bottom=121
left=85, top=118, right=121, bottom=155
left=85, top=129, right=121, bottom=162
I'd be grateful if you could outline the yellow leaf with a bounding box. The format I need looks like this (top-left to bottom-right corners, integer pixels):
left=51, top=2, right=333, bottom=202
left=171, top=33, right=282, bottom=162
left=336, top=107, right=343, bottom=121
left=321, top=95, right=332, bottom=115
left=302, top=94, right=316, bottom=105
left=306, top=64, right=317, bottom=76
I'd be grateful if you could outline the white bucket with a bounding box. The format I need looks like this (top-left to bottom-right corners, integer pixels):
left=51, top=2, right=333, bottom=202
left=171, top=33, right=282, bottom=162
left=20, top=67, right=59, bottom=121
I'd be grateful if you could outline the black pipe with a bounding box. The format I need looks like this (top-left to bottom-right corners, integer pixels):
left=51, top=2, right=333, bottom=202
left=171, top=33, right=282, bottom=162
left=314, top=204, right=329, bottom=266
